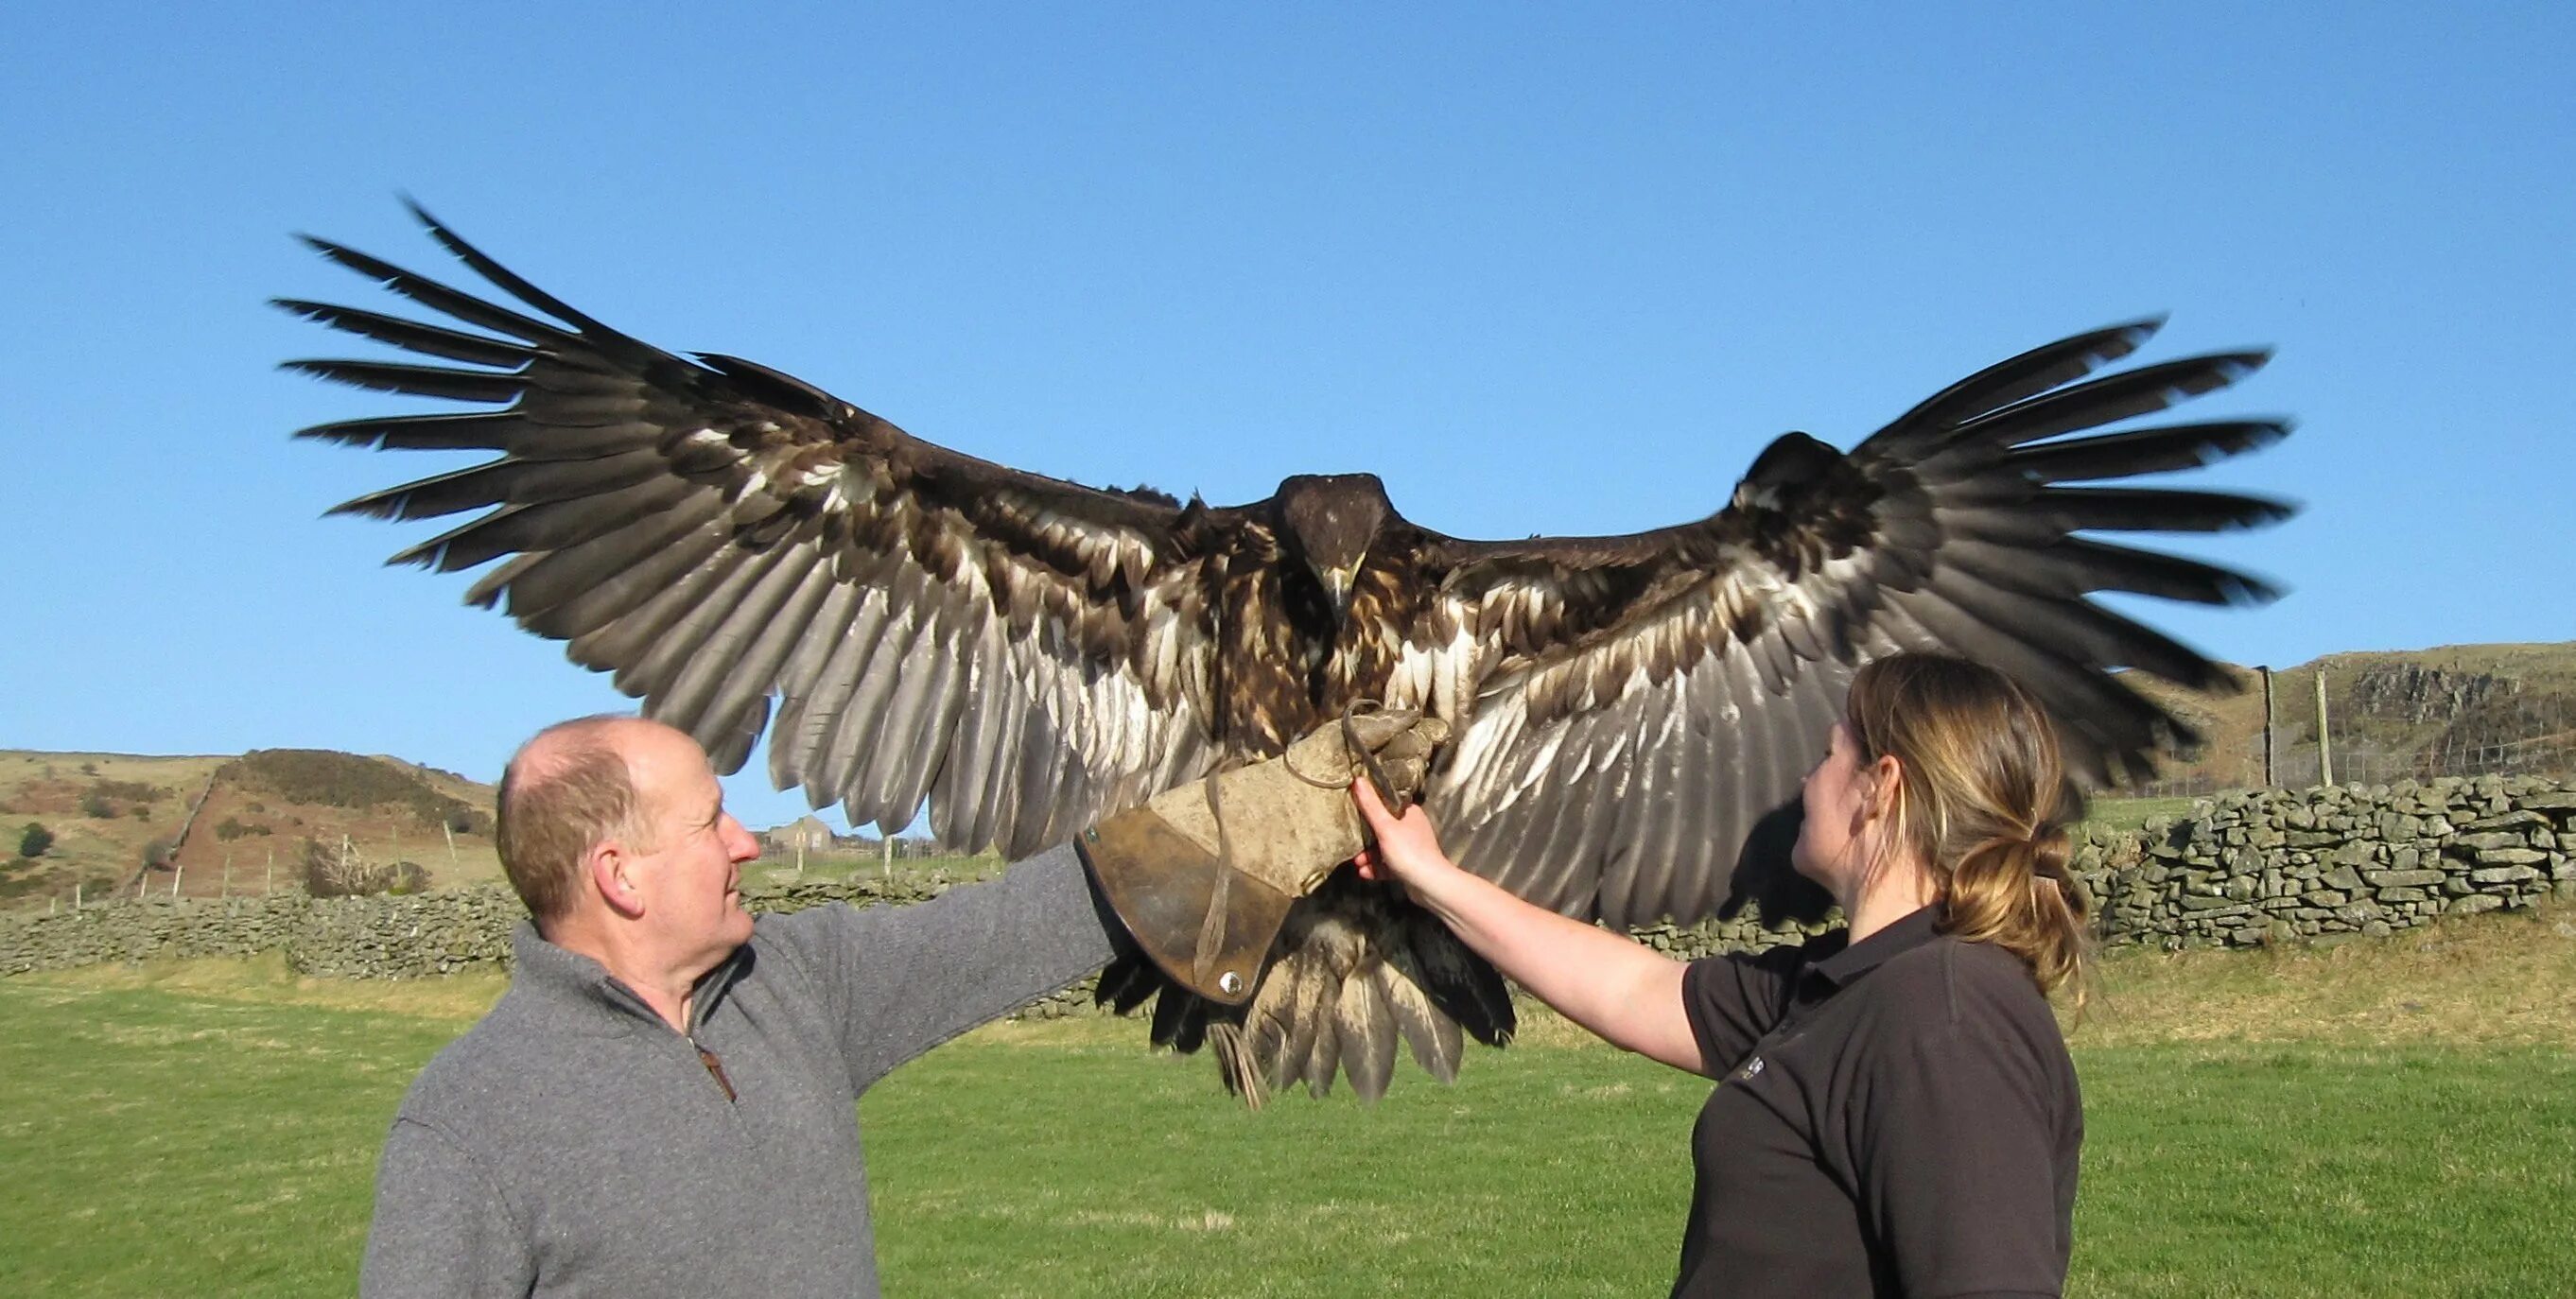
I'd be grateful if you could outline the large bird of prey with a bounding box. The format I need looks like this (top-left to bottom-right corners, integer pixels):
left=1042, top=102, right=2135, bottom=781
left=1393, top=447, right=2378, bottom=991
left=283, top=203, right=2291, bottom=1100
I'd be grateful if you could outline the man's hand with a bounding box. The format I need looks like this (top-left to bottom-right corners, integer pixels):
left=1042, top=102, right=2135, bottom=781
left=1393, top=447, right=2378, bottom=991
left=1080, top=707, right=1449, bottom=1004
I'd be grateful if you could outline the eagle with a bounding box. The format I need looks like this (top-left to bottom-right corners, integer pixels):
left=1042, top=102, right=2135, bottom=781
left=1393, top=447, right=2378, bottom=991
left=282, top=203, right=2291, bottom=1101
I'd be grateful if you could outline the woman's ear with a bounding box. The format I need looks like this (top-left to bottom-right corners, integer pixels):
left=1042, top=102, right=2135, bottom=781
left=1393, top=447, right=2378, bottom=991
left=1863, top=754, right=1905, bottom=822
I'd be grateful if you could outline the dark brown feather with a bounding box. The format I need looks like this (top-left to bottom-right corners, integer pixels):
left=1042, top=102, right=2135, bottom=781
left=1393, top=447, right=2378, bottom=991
left=288, top=209, right=2289, bottom=1101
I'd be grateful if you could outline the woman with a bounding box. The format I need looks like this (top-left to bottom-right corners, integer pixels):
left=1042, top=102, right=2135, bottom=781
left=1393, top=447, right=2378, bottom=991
left=1352, top=651, right=2089, bottom=1298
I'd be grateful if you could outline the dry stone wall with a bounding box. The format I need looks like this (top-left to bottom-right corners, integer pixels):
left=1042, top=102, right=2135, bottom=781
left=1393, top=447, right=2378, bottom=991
left=2069, top=775, right=2574, bottom=948
left=6, top=777, right=2569, bottom=989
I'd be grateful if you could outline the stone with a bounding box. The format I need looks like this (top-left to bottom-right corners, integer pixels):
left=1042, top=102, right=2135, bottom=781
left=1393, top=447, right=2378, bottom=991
left=2475, top=847, right=2548, bottom=867
left=2363, top=870, right=2446, bottom=888
left=2452, top=831, right=2526, bottom=853
left=2448, top=894, right=2506, bottom=916
left=2469, top=865, right=2541, bottom=885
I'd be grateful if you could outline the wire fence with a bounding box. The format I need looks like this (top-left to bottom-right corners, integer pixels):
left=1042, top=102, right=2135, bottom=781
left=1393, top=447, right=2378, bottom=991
left=2128, top=678, right=2576, bottom=799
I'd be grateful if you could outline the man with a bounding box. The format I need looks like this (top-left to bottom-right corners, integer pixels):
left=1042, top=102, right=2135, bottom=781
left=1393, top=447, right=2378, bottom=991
left=360, top=710, right=1440, bottom=1298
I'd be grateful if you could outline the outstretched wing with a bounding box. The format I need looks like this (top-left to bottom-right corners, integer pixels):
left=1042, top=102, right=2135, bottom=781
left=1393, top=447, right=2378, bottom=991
left=281, top=204, right=1227, bottom=855
left=1414, top=320, right=2290, bottom=927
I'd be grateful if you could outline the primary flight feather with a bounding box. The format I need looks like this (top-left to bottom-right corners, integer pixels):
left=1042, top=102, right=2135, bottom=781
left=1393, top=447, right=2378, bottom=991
left=284, top=202, right=2292, bottom=1100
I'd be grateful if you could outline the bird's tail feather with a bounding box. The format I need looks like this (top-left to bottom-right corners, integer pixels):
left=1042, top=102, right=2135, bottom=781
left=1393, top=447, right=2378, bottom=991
left=1098, top=877, right=1516, bottom=1104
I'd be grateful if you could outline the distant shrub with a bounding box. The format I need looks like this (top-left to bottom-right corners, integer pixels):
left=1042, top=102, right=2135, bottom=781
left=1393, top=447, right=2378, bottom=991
left=78, top=762, right=96, bottom=776
left=230, top=750, right=478, bottom=828
left=300, top=838, right=432, bottom=898
left=18, top=823, right=51, bottom=857
left=214, top=816, right=272, bottom=840
left=90, top=779, right=161, bottom=803
left=130, top=805, right=150, bottom=821
left=80, top=793, right=113, bottom=819
left=140, top=839, right=177, bottom=871
left=444, top=808, right=494, bottom=837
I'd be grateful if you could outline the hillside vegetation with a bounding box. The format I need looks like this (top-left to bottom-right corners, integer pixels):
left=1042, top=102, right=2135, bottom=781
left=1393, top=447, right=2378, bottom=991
left=9, top=640, right=2570, bottom=911
left=0, top=749, right=502, bottom=909
left=2123, top=640, right=2576, bottom=789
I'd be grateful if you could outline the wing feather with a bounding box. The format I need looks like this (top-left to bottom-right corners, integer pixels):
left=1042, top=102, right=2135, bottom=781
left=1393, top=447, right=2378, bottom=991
left=1423, top=320, right=2289, bottom=928
left=287, top=208, right=1228, bottom=849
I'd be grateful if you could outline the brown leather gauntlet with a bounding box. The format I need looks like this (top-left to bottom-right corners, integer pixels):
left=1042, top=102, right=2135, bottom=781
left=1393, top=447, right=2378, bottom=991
left=1079, top=708, right=1448, bottom=1004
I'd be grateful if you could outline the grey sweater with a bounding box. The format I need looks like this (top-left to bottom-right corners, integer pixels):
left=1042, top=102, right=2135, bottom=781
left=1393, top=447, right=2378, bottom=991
left=358, top=844, right=1122, bottom=1299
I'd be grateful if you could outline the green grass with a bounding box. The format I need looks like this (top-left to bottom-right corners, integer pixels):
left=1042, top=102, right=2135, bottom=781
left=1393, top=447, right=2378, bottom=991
left=5, top=922, right=2574, bottom=1297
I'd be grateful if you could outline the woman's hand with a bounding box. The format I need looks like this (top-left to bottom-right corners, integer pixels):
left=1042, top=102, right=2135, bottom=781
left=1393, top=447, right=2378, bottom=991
left=1350, top=778, right=1459, bottom=886
left=1351, top=772, right=1706, bottom=1073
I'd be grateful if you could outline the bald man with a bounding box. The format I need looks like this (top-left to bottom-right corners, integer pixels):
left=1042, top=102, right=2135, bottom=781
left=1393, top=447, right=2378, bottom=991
left=357, top=711, right=1442, bottom=1299
left=357, top=716, right=1132, bottom=1299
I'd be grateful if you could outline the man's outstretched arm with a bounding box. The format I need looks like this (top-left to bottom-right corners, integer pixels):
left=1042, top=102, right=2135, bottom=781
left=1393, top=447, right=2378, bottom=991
left=760, top=842, right=1125, bottom=1091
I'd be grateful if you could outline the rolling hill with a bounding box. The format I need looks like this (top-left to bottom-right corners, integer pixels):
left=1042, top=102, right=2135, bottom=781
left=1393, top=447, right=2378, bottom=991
left=7, top=640, right=2568, bottom=911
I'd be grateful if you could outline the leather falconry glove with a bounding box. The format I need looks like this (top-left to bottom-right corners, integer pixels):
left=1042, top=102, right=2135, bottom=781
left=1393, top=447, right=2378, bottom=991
left=1079, top=707, right=1450, bottom=1006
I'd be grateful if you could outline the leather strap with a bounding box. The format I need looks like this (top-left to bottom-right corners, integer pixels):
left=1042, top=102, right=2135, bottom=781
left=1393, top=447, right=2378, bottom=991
left=1079, top=805, right=1296, bottom=1006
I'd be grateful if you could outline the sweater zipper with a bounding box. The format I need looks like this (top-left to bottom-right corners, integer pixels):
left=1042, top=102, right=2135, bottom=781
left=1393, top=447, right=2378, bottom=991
left=683, top=961, right=743, bottom=1105
left=692, top=1038, right=739, bottom=1103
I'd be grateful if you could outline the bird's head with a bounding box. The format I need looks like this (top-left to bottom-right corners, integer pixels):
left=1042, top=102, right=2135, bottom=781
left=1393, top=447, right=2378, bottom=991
left=1275, top=473, right=1394, bottom=625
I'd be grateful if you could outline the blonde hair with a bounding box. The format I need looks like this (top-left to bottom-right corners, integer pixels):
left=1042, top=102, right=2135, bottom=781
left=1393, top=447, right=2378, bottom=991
left=1846, top=653, right=2091, bottom=1004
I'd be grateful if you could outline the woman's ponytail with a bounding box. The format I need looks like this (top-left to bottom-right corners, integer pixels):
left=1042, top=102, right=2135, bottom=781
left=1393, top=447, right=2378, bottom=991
left=1845, top=655, right=2093, bottom=1006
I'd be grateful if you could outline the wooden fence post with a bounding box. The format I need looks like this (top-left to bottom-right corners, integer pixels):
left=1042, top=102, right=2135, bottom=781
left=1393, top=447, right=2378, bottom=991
left=2259, top=666, right=2276, bottom=788
left=2314, top=668, right=2334, bottom=787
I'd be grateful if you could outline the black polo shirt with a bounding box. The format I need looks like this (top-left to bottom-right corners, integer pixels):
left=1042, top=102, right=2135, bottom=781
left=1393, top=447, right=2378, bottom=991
left=1672, top=907, right=2080, bottom=1299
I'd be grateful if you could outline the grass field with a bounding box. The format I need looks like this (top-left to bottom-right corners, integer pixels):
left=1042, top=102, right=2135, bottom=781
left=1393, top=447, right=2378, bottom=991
left=4, top=914, right=2571, bottom=1297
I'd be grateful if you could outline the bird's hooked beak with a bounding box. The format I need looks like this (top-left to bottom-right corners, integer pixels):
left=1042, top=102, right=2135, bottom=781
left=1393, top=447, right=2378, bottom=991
left=1318, top=563, right=1357, bottom=627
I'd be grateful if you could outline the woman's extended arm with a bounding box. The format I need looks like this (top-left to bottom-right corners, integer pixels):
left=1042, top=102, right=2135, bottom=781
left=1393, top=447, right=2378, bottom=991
left=1352, top=782, right=1710, bottom=1075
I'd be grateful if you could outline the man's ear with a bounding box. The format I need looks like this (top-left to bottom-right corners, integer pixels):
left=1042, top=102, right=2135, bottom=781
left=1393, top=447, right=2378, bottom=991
left=590, top=839, right=646, bottom=921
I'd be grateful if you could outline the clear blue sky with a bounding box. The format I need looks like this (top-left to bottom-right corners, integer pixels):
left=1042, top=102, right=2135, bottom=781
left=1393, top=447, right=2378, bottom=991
left=6, top=3, right=2568, bottom=831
